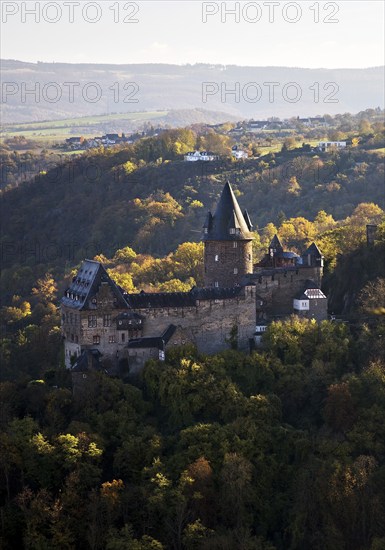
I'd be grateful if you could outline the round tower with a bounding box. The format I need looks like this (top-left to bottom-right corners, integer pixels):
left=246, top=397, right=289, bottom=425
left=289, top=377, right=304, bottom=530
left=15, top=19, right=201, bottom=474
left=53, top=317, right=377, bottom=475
left=202, top=181, right=254, bottom=288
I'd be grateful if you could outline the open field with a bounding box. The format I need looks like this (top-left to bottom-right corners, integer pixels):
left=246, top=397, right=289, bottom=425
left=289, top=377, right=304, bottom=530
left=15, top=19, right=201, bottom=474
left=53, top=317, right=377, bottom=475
left=0, top=110, right=169, bottom=143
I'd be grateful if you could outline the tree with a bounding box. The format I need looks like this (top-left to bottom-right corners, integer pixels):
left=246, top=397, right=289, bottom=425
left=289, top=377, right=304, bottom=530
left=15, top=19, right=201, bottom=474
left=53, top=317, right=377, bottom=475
left=31, top=274, right=57, bottom=304
left=324, top=382, right=355, bottom=432
left=220, top=453, right=253, bottom=531
left=173, top=242, right=204, bottom=285
left=157, top=278, right=196, bottom=292
left=358, top=278, right=385, bottom=314
left=112, top=246, right=137, bottom=264
left=286, top=176, right=301, bottom=195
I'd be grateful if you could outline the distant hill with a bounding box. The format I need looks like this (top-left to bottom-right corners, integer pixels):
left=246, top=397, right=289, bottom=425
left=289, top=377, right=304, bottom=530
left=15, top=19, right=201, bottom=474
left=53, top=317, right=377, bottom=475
left=1, top=60, right=384, bottom=123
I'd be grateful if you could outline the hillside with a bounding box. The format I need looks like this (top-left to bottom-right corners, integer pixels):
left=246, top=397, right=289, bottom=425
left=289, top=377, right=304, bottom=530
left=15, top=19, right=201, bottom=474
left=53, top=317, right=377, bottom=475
left=1, top=144, right=384, bottom=297
left=0, top=108, right=238, bottom=142
left=1, top=60, right=384, bottom=123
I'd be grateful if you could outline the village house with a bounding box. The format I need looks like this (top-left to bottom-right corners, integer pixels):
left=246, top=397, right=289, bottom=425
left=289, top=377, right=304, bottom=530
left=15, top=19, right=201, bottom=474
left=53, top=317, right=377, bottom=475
left=184, top=151, right=219, bottom=161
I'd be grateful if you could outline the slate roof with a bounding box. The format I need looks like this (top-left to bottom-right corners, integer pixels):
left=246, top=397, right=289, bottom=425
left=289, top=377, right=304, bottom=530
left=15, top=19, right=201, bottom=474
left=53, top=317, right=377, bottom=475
left=71, top=349, right=103, bottom=373
left=294, top=280, right=326, bottom=300
left=126, top=291, right=196, bottom=309
left=303, top=243, right=323, bottom=258
left=203, top=181, right=254, bottom=241
left=126, top=324, right=177, bottom=350
left=279, top=251, right=300, bottom=259
left=125, top=286, right=244, bottom=309
left=61, top=259, right=129, bottom=311
left=269, top=234, right=284, bottom=253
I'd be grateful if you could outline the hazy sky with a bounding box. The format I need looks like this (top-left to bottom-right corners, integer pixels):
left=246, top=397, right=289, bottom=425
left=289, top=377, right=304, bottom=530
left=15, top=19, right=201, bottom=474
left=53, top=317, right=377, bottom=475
left=1, top=1, right=384, bottom=68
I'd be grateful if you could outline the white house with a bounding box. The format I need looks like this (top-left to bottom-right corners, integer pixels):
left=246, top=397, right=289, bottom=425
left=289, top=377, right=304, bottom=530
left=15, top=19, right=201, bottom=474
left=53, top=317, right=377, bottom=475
left=184, top=151, right=218, bottom=162
left=231, top=149, right=248, bottom=160
left=318, top=141, right=346, bottom=152
left=293, top=284, right=327, bottom=322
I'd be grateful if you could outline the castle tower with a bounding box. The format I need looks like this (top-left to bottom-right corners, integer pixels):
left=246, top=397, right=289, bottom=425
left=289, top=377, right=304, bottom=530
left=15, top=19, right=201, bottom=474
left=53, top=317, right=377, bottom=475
left=202, top=181, right=254, bottom=287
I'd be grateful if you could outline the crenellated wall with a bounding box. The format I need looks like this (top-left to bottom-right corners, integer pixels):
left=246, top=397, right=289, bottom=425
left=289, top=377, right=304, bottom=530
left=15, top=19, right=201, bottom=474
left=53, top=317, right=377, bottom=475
left=132, top=284, right=256, bottom=354
left=252, top=266, right=323, bottom=316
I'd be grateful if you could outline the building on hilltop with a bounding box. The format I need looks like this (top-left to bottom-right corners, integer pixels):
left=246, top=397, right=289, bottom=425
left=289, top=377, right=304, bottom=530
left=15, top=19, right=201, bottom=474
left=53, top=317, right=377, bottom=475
left=203, top=181, right=254, bottom=288
left=61, top=181, right=327, bottom=375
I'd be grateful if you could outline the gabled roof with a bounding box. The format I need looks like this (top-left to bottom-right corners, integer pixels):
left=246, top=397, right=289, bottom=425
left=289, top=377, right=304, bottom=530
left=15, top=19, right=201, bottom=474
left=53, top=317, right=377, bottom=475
left=202, top=181, right=254, bottom=241
left=61, top=259, right=129, bottom=311
left=303, top=243, right=323, bottom=258
left=71, top=349, right=103, bottom=373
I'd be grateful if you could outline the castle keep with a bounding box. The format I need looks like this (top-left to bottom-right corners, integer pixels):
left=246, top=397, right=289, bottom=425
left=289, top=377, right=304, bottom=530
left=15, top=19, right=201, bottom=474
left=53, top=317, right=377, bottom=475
left=61, top=182, right=327, bottom=375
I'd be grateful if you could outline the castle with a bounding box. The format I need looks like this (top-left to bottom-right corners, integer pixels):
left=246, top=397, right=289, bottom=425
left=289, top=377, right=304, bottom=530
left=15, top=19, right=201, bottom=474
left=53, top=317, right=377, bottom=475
left=61, top=182, right=327, bottom=376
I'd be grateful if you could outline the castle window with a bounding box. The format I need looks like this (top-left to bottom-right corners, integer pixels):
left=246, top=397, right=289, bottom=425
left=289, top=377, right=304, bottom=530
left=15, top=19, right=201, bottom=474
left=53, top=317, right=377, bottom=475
left=88, top=315, right=97, bottom=328
left=229, top=228, right=236, bottom=235
left=215, top=254, right=219, bottom=262
left=70, top=313, right=73, bottom=325
left=234, top=268, right=238, bottom=274
left=103, top=314, right=111, bottom=327
left=71, top=334, right=74, bottom=342
left=109, top=335, right=116, bottom=344
left=214, top=281, right=219, bottom=287
left=204, top=228, right=208, bottom=234
left=93, top=335, right=100, bottom=345
left=121, top=333, right=125, bottom=342
left=233, top=242, right=237, bottom=248
left=75, top=335, right=78, bottom=343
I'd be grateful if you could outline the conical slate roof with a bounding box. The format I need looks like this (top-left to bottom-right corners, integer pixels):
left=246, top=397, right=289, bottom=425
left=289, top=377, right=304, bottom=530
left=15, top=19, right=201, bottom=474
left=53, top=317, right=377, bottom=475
left=269, top=234, right=283, bottom=253
left=303, top=242, right=323, bottom=257
left=202, top=181, right=254, bottom=241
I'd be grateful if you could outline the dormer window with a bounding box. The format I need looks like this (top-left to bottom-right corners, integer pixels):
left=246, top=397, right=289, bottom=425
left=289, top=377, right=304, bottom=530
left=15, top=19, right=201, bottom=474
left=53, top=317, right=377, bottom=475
left=204, top=228, right=208, bottom=234
left=229, top=228, right=236, bottom=235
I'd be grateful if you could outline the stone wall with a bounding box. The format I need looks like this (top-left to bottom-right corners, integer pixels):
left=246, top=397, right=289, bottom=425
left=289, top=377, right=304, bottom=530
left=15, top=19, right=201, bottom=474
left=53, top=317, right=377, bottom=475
left=204, top=240, right=253, bottom=287
left=253, top=266, right=323, bottom=316
left=133, top=284, right=256, bottom=355
left=62, top=265, right=324, bottom=371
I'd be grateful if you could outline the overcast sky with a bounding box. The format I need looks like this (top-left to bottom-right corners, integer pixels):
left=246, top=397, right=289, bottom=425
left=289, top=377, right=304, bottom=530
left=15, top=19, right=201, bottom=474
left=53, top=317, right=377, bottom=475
left=1, top=1, right=384, bottom=68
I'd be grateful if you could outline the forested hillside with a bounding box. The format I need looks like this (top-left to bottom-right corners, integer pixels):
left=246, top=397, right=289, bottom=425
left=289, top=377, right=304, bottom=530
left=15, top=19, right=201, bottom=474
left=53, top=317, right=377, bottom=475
left=1, top=135, right=384, bottom=299
left=1, top=116, right=385, bottom=549
left=1, top=304, right=385, bottom=549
